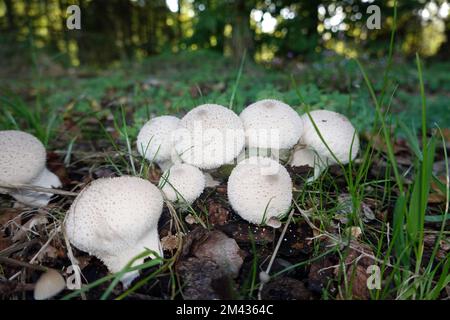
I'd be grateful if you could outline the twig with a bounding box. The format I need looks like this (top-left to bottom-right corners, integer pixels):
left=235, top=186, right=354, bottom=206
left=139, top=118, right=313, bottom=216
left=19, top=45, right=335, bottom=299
left=0, top=256, right=48, bottom=272
left=257, top=209, right=295, bottom=300
left=0, top=281, right=35, bottom=294
left=0, top=182, right=78, bottom=197
left=6, top=227, right=60, bottom=281
left=0, top=239, right=39, bottom=257
left=29, top=226, right=60, bottom=264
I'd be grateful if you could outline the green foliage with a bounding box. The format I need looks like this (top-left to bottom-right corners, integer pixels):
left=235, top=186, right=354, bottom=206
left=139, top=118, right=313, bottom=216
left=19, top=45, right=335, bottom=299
left=0, top=92, right=59, bottom=146
left=4, top=50, right=447, bottom=135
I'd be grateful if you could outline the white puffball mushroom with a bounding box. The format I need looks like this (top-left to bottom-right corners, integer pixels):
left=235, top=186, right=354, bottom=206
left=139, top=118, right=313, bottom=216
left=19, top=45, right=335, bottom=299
left=0, top=130, right=62, bottom=207
left=301, top=110, right=360, bottom=163
left=0, top=130, right=46, bottom=191
left=290, top=110, right=360, bottom=180
left=227, top=157, right=293, bottom=225
left=34, top=269, right=66, bottom=300
left=240, top=99, right=303, bottom=151
left=159, top=163, right=205, bottom=204
left=137, top=116, right=180, bottom=170
left=65, top=176, right=163, bottom=286
left=173, top=104, right=245, bottom=170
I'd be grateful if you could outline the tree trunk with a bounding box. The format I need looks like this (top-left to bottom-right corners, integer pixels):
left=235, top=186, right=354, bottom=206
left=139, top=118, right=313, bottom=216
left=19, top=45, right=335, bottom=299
left=230, top=0, right=254, bottom=61
left=4, top=0, right=16, bottom=31
left=118, top=0, right=133, bottom=60
left=147, top=1, right=158, bottom=55
left=176, top=0, right=182, bottom=43
left=57, top=0, right=70, bottom=60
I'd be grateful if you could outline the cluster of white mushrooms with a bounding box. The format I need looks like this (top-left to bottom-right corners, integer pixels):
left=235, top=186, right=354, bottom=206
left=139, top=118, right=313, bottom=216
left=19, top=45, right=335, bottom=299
left=135, top=100, right=359, bottom=225
left=0, top=99, right=359, bottom=287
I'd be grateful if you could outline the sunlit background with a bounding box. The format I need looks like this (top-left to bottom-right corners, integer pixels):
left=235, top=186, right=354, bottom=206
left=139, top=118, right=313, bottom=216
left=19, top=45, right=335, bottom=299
left=0, top=0, right=448, bottom=67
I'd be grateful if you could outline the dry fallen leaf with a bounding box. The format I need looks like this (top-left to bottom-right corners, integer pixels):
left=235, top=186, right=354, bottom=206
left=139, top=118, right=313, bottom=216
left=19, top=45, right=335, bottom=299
left=364, top=132, right=410, bottom=155
left=176, top=257, right=225, bottom=300
left=207, top=200, right=230, bottom=226
left=424, top=234, right=449, bottom=261
left=176, top=228, right=241, bottom=299
left=428, top=176, right=447, bottom=204
left=0, top=237, right=12, bottom=251
left=12, top=213, right=48, bottom=242
left=0, top=208, right=22, bottom=236
left=36, top=245, right=59, bottom=263
left=161, top=233, right=181, bottom=251
left=192, top=230, right=244, bottom=278
left=336, top=240, right=376, bottom=300
left=428, top=193, right=446, bottom=204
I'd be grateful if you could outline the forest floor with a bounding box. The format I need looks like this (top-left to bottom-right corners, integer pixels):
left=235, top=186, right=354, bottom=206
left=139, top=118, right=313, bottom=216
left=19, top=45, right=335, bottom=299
left=0, top=50, right=449, bottom=300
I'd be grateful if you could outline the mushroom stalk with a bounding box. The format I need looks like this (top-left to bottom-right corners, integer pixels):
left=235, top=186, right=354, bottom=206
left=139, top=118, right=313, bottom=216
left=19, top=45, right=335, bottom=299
left=10, top=168, right=62, bottom=207
left=103, top=229, right=162, bottom=288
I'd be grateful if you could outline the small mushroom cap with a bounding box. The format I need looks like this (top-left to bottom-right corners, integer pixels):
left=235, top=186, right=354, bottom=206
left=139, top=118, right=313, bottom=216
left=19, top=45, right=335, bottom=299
left=159, top=163, right=206, bottom=204
left=300, top=110, right=359, bottom=164
left=137, top=116, right=180, bottom=164
left=227, top=157, right=293, bottom=225
left=0, top=130, right=46, bottom=189
left=173, top=104, right=245, bottom=170
left=65, top=176, right=163, bottom=277
left=34, top=269, right=66, bottom=300
left=240, top=99, right=303, bottom=150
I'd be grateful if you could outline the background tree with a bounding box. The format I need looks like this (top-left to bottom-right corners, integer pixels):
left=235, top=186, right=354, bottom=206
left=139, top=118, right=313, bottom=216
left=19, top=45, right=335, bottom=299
left=0, top=0, right=447, bottom=66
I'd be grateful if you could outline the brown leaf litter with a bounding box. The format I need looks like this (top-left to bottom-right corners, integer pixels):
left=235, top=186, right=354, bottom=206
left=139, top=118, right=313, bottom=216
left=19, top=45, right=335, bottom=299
left=176, top=228, right=245, bottom=299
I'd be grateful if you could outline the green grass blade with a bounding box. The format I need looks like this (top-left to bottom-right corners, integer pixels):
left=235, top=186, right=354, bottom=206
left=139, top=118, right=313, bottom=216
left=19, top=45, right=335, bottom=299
left=229, top=49, right=247, bottom=111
